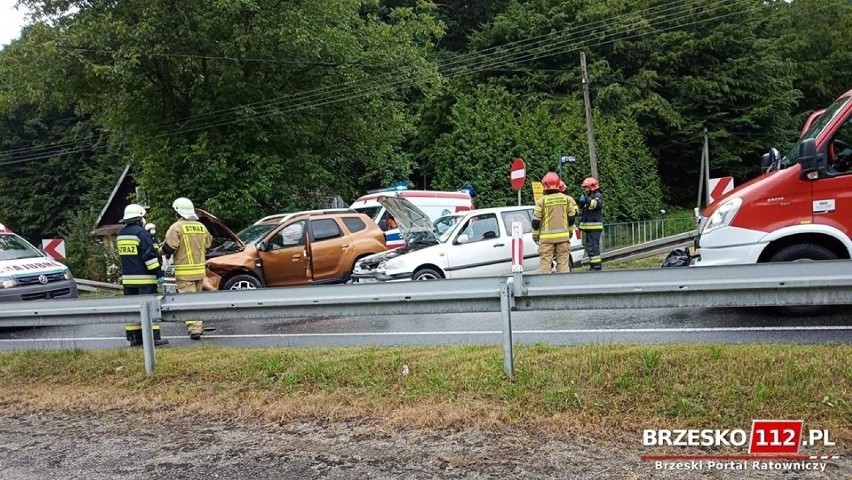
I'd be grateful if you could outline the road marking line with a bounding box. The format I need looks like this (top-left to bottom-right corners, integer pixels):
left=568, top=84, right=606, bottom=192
left=1, top=325, right=850, bottom=343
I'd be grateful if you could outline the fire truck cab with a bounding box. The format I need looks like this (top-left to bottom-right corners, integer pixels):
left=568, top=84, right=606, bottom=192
left=693, top=88, right=852, bottom=268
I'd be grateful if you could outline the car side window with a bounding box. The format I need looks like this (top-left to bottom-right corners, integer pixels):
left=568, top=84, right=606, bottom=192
left=269, top=221, right=305, bottom=250
left=500, top=211, right=532, bottom=234
left=456, top=214, right=500, bottom=244
left=342, top=216, right=367, bottom=233
left=310, top=219, right=343, bottom=242
left=828, top=117, right=852, bottom=174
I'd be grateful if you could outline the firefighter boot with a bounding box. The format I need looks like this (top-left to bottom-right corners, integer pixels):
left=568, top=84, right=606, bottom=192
left=186, top=320, right=203, bottom=340
left=126, top=324, right=143, bottom=347
left=153, top=325, right=169, bottom=346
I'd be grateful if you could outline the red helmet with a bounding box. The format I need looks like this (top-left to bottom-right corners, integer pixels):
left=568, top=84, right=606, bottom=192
left=581, top=177, right=599, bottom=189
left=542, top=172, right=561, bottom=190
left=558, top=180, right=566, bottom=192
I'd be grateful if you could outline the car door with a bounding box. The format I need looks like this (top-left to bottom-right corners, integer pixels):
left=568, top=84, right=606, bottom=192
left=500, top=209, right=540, bottom=273
left=308, top=218, right=352, bottom=281
left=813, top=115, right=852, bottom=239
left=256, top=221, right=308, bottom=287
left=444, top=213, right=506, bottom=278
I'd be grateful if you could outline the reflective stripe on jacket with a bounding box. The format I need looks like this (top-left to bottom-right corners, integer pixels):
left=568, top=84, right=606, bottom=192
left=579, top=190, right=604, bottom=231
left=117, top=224, right=161, bottom=286
left=165, top=219, right=212, bottom=281
left=533, top=193, right=578, bottom=244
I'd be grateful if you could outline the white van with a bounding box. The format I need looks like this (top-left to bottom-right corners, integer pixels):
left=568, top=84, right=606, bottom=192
left=350, top=190, right=474, bottom=249
left=0, top=223, right=78, bottom=301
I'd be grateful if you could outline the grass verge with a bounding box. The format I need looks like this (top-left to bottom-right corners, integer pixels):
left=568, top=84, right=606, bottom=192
left=0, top=344, right=849, bottom=441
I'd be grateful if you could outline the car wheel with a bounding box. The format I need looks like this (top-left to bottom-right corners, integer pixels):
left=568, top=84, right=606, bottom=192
left=222, top=274, right=262, bottom=290
left=769, top=244, right=837, bottom=316
left=413, top=267, right=443, bottom=281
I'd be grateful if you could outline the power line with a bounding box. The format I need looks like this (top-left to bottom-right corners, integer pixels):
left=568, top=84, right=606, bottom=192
left=1, top=0, right=755, bottom=166
left=0, top=0, right=713, bottom=161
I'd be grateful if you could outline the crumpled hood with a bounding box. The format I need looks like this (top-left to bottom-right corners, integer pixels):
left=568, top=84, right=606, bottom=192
left=377, top=195, right=440, bottom=244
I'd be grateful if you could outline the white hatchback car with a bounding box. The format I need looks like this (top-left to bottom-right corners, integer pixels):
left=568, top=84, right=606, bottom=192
left=352, top=196, right=585, bottom=282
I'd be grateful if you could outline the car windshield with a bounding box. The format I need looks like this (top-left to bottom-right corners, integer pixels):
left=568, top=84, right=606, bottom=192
left=780, top=94, right=851, bottom=168
left=436, top=215, right=462, bottom=243
left=216, top=223, right=278, bottom=252
left=0, top=233, right=43, bottom=261
left=351, top=206, right=382, bottom=221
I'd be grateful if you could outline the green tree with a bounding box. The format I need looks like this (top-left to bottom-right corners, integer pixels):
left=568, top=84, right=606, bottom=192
left=465, top=0, right=801, bottom=206
left=11, top=0, right=442, bottom=230
left=427, top=84, right=662, bottom=220
left=768, top=0, right=852, bottom=115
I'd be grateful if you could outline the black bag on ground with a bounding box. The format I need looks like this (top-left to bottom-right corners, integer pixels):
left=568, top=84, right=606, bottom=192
left=661, top=248, right=691, bottom=268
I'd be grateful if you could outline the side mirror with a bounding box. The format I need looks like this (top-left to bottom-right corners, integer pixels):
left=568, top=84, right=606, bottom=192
left=799, top=138, right=828, bottom=180
left=456, top=234, right=470, bottom=244
left=256, top=241, right=267, bottom=252
left=798, top=138, right=820, bottom=180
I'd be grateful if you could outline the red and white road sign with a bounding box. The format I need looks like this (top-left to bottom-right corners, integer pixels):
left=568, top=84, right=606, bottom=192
left=708, top=176, right=734, bottom=203
left=511, top=222, right=524, bottom=272
left=42, top=238, right=66, bottom=261
left=510, top=158, right=526, bottom=191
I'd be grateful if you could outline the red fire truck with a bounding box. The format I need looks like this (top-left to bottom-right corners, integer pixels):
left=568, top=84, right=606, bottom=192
left=693, top=88, right=852, bottom=268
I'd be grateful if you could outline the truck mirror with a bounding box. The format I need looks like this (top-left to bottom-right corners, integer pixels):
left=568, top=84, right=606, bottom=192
left=798, top=138, right=818, bottom=180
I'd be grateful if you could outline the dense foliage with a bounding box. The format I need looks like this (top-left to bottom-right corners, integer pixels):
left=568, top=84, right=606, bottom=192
left=0, top=0, right=849, bottom=252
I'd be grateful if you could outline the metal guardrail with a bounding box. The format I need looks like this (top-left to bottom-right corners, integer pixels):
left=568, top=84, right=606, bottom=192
left=75, top=279, right=123, bottom=293
left=602, top=216, right=697, bottom=251
left=597, top=230, right=697, bottom=264
left=4, top=261, right=852, bottom=376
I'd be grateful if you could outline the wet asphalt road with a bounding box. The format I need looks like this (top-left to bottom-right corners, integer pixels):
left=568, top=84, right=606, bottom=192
left=0, top=305, right=850, bottom=350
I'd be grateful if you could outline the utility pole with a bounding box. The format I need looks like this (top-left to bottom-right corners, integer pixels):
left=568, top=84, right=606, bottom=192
left=580, top=52, right=599, bottom=179
left=696, top=141, right=705, bottom=210
left=703, top=128, right=710, bottom=206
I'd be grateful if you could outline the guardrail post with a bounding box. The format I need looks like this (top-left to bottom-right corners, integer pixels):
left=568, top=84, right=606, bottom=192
left=501, top=278, right=514, bottom=379
left=140, top=298, right=158, bottom=376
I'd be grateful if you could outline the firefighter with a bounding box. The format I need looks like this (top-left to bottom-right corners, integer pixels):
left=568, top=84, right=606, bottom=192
left=532, top=172, right=578, bottom=274
left=578, top=177, right=604, bottom=270
left=117, top=204, right=168, bottom=346
left=162, top=197, right=212, bottom=340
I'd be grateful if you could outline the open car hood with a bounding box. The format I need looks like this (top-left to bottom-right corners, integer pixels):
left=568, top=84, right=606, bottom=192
left=196, top=208, right=243, bottom=256
left=377, top=195, right=440, bottom=244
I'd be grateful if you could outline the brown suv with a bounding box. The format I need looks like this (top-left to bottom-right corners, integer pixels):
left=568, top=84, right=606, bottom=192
left=203, top=211, right=386, bottom=290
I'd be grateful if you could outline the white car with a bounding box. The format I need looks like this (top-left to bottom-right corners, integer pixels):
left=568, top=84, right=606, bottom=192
left=352, top=196, right=585, bottom=282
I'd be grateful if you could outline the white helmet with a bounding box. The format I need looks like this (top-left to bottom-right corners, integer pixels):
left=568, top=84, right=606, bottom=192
left=144, top=222, right=156, bottom=235
left=121, top=204, right=147, bottom=223
left=172, top=197, right=198, bottom=220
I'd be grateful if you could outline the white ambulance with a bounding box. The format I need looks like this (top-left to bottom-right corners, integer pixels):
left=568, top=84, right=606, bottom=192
left=350, top=189, right=474, bottom=248
left=0, top=223, right=78, bottom=302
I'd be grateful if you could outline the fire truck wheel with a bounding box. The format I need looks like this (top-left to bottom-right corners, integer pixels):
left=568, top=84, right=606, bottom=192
left=770, top=243, right=837, bottom=263
left=770, top=243, right=837, bottom=316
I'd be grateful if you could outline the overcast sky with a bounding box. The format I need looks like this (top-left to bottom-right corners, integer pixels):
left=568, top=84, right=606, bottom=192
left=1, top=1, right=30, bottom=47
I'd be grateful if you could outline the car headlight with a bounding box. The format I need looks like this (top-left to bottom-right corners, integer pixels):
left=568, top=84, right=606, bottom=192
left=63, top=270, right=72, bottom=280
left=376, top=261, right=387, bottom=273
left=701, top=197, right=743, bottom=234
left=1, top=277, right=17, bottom=289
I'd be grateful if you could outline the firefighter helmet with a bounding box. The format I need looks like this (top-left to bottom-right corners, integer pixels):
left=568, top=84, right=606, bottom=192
left=121, top=204, right=147, bottom=223
left=144, top=222, right=156, bottom=235
left=542, top=172, right=561, bottom=190
left=172, top=197, right=198, bottom=220
left=558, top=180, right=567, bottom=192
left=581, top=177, right=599, bottom=190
